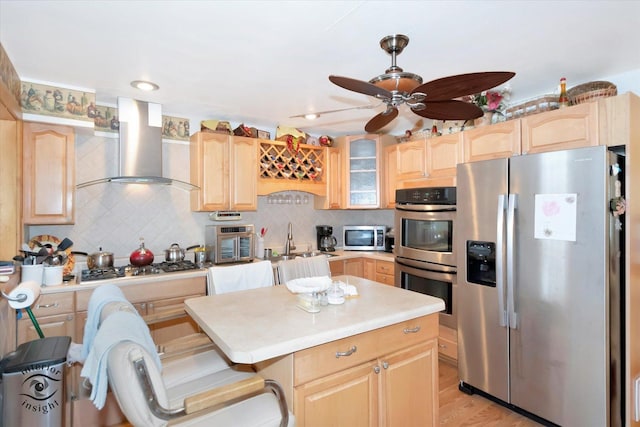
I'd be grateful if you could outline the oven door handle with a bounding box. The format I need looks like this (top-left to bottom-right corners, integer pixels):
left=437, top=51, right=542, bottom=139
left=395, top=257, right=457, bottom=274
left=395, top=204, right=456, bottom=212
left=496, top=194, right=508, bottom=328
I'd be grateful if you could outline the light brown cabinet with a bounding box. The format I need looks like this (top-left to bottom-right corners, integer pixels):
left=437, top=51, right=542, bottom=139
left=462, top=119, right=521, bottom=162
left=293, top=314, right=439, bottom=427
left=334, top=134, right=395, bottom=209
left=314, top=147, right=342, bottom=209
left=384, top=144, right=397, bottom=209
left=396, top=139, right=427, bottom=181
left=190, top=132, right=257, bottom=211
left=16, top=291, right=75, bottom=345
left=438, top=324, right=457, bottom=363
left=344, top=257, right=364, bottom=277
left=375, top=260, right=395, bottom=286
left=363, top=258, right=376, bottom=281
left=23, top=122, right=75, bottom=224
left=521, top=101, right=599, bottom=154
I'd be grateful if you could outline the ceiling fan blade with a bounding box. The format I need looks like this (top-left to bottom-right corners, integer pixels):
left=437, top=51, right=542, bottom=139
left=411, top=100, right=484, bottom=120
left=329, top=75, right=392, bottom=99
left=411, top=72, right=516, bottom=101
left=364, top=107, right=399, bottom=133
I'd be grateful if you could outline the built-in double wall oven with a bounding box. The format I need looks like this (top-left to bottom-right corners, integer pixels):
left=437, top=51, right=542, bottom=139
left=394, top=187, right=457, bottom=329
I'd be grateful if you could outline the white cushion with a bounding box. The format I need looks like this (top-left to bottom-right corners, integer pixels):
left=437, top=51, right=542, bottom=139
left=162, top=346, right=234, bottom=389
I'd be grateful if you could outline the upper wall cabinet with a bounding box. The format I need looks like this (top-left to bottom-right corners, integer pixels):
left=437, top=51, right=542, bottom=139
left=258, top=140, right=326, bottom=196
left=462, top=119, right=521, bottom=163
left=521, top=102, right=598, bottom=154
left=335, top=134, right=395, bottom=209
left=23, top=122, right=75, bottom=224
left=314, top=147, right=342, bottom=209
left=190, top=132, right=257, bottom=211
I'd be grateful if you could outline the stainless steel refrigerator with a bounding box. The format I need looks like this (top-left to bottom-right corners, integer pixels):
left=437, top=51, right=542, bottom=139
left=456, top=145, right=623, bottom=426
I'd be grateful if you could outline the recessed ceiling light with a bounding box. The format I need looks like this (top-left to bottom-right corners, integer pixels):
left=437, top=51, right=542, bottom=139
left=304, top=113, right=319, bottom=120
left=131, top=80, right=159, bottom=91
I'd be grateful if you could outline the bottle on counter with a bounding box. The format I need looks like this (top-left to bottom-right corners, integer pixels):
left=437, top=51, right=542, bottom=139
left=558, top=77, right=569, bottom=109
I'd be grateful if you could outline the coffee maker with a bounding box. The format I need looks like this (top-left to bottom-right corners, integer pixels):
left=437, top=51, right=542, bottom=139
left=316, top=225, right=337, bottom=252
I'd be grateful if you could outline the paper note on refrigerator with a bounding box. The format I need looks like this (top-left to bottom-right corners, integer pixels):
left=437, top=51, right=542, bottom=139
left=534, top=193, right=577, bottom=241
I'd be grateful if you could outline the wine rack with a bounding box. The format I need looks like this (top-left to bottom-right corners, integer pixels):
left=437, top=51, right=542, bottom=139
left=259, top=140, right=325, bottom=182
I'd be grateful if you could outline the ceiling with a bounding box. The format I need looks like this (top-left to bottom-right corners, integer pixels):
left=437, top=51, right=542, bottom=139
left=1, top=1, right=640, bottom=137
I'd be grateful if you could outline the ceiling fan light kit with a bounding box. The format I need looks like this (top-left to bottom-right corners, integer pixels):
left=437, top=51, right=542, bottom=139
left=328, top=34, right=516, bottom=132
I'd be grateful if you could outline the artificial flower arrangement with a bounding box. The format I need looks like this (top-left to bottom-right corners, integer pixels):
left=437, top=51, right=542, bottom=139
left=464, top=86, right=512, bottom=114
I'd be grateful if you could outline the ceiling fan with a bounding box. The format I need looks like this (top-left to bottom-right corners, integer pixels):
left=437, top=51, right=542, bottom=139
left=328, top=34, right=516, bottom=133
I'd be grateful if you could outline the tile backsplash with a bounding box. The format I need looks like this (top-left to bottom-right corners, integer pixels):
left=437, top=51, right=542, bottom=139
left=29, top=132, right=394, bottom=259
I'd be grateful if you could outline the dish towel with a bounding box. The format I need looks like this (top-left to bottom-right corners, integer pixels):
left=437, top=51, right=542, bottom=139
left=207, top=260, right=274, bottom=294
left=80, top=310, right=161, bottom=409
left=81, top=284, right=132, bottom=361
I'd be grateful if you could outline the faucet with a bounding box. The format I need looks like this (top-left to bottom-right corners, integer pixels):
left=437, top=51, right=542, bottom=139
left=284, top=222, right=296, bottom=255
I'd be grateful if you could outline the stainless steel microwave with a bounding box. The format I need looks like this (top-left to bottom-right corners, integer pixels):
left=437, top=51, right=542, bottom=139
left=343, top=225, right=386, bottom=251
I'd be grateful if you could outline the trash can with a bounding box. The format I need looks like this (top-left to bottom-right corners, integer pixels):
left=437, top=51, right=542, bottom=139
left=1, top=336, right=71, bottom=427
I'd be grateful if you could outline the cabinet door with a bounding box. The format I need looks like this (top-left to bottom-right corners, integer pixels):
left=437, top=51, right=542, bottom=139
left=345, top=136, right=380, bottom=209
left=521, top=102, right=598, bottom=154
left=384, top=145, right=397, bottom=209
left=344, top=258, right=364, bottom=278
left=23, top=122, right=75, bottom=224
left=17, top=313, right=75, bottom=344
left=294, top=360, right=379, bottom=427
left=229, top=136, right=258, bottom=210
left=396, top=139, right=426, bottom=180
left=363, top=258, right=376, bottom=281
left=329, top=259, right=344, bottom=276
left=190, top=132, right=229, bottom=211
left=315, top=147, right=343, bottom=209
left=381, top=340, right=438, bottom=427
left=463, top=119, right=521, bottom=162
left=146, top=295, right=201, bottom=345
left=425, top=133, right=462, bottom=178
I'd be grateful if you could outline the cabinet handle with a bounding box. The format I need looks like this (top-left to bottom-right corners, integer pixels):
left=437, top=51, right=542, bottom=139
left=335, top=345, right=357, bottom=358
left=439, top=344, right=447, bottom=349
left=382, top=361, right=389, bottom=370
left=66, top=314, right=73, bottom=321
left=403, top=326, right=421, bottom=334
left=36, top=302, right=59, bottom=309
left=374, top=366, right=380, bottom=374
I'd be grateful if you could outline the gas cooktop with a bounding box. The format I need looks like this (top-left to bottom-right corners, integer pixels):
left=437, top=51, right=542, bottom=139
left=81, top=260, right=200, bottom=282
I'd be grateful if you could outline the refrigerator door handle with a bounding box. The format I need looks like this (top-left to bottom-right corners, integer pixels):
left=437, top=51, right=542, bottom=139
left=507, top=193, right=518, bottom=329
left=496, top=194, right=508, bottom=327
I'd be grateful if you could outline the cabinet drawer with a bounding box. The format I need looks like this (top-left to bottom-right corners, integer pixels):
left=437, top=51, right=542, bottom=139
left=375, top=273, right=395, bottom=286
left=31, top=292, right=74, bottom=316
left=438, top=325, right=457, bottom=361
left=294, top=314, right=437, bottom=385
left=375, top=260, right=394, bottom=275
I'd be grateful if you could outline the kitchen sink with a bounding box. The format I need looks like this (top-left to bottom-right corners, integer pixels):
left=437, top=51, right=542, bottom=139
left=266, top=251, right=337, bottom=262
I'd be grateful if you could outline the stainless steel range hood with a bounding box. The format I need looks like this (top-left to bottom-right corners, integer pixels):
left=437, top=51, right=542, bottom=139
left=77, top=97, right=197, bottom=190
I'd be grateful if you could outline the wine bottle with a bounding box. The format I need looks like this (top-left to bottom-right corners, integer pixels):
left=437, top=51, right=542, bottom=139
left=558, top=77, right=569, bottom=109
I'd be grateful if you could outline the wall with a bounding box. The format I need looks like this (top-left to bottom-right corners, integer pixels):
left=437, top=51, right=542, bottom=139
left=28, top=131, right=394, bottom=264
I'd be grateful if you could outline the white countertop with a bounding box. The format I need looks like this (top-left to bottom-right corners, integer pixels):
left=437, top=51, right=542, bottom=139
left=184, top=275, right=444, bottom=364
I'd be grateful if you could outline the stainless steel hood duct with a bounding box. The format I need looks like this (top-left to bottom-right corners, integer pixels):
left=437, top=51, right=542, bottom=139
left=77, top=97, right=197, bottom=190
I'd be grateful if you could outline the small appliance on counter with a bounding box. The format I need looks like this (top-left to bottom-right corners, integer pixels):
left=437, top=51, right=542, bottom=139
left=205, top=224, right=254, bottom=264
left=316, top=225, right=337, bottom=252
left=343, top=225, right=386, bottom=251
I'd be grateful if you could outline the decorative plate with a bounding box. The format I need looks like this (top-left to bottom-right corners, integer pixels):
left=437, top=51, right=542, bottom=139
left=28, top=234, right=75, bottom=276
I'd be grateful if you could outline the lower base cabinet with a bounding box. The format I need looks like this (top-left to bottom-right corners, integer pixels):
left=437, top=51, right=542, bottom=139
left=293, top=314, right=439, bottom=427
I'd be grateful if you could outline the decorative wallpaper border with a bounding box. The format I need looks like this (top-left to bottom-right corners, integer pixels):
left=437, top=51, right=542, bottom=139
left=21, top=80, right=96, bottom=124
left=162, top=115, right=190, bottom=141
left=0, top=43, right=21, bottom=104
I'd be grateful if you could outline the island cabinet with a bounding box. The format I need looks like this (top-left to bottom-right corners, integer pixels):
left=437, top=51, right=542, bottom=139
left=293, top=314, right=439, bottom=427
left=462, top=119, right=521, bottom=162
left=190, top=132, right=258, bottom=211
left=23, top=122, right=75, bottom=224
left=521, top=101, right=599, bottom=154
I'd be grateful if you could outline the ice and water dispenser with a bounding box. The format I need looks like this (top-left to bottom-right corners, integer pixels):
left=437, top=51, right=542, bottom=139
left=466, top=241, right=496, bottom=286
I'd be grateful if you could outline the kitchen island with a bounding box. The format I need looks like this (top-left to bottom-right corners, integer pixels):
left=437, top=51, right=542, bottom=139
left=184, top=275, right=444, bottom=427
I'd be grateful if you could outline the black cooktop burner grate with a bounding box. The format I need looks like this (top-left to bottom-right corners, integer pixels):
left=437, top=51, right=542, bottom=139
left=81, top=260, right=199, bottom=282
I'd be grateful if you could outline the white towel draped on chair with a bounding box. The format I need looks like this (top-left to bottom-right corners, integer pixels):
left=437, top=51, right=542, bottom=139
left=207, top=260, right=274, bottom=294
left=277, top=255, right=331, bottom=285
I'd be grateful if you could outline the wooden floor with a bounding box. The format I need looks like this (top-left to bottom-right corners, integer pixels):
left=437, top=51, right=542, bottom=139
left=439, top=360, right=543, bottom=426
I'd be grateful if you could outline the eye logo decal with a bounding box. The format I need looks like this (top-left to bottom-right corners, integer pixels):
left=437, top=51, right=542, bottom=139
left=20, top=374, right=60, bottom=401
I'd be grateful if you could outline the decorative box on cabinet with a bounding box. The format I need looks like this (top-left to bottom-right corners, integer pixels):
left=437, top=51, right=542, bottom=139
left=521, top=101, right=598, bottom=154
left=462, top=119, right=521, bottom=162
left=190, top=132, right=257, bottom=211
left=293, top=314, right=439, bottom=427
left=23, top=122, right=75, bottom=224
left=258, top=139, right=326, bottom=196
left=335, top=134, right=395, bottom=209
left=314, top=147, right=341, bottom=208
